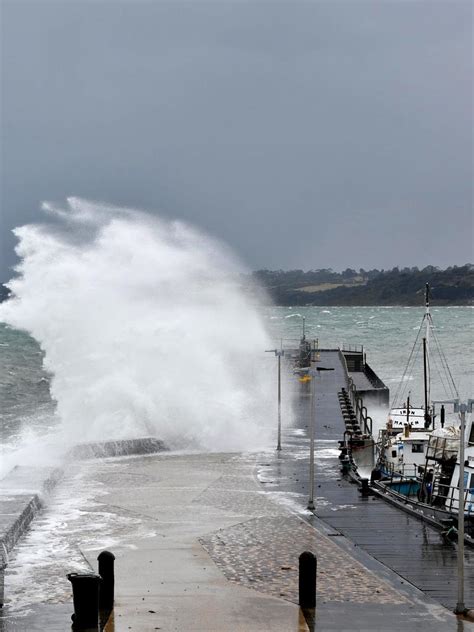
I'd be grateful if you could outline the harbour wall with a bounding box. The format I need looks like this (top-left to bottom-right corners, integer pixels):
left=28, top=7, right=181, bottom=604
left=0, top=437, right=167, bottom=606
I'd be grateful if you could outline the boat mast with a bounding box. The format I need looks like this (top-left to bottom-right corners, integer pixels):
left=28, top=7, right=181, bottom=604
left=424, top=283, right=431, bottom=428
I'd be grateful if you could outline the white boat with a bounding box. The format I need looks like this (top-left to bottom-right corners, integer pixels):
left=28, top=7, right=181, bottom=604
left=371, top=419, right=474, bottom=544
left=377, top=284, right=459, bottom=477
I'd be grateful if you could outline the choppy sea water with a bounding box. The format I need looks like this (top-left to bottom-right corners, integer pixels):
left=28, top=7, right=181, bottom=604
left=0, top=322, right=57, bottom=445
left=1, top=306, right=472, bottom=450
left=266, top=305, right=473, bottom=404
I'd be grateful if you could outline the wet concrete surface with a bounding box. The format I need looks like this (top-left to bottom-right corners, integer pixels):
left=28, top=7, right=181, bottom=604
left=0, top=448, right=470, bottom=631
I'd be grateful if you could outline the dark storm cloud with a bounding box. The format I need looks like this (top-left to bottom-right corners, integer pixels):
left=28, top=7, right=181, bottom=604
left=1, top=1, right=472, bottom=279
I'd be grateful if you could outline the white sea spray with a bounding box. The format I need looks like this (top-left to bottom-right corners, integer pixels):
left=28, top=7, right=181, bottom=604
left=0, top=198, right=286, bottom=459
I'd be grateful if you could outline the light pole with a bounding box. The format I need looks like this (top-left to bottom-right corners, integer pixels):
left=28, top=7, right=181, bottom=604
left=454, top=399, right=473, bottom=615
left=265, top=347, right=285, bottom=451
left=303, top=367, right=334, bottom=511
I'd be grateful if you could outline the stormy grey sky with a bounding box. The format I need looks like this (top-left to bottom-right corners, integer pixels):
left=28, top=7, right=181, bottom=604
left=1, top=1, right=472, bottom=280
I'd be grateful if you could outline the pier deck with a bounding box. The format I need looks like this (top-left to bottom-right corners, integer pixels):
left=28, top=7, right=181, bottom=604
left=264, top=350, right=474, bottom=610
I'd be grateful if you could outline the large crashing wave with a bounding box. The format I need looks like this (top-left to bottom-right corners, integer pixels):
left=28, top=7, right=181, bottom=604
left=0, top=198, right=276, bottom=452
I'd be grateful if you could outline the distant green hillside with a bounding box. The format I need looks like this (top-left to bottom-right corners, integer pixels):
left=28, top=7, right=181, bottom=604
left=251, top=265, right=474, bottom=306
left=2, top=264, right=473, bottom=306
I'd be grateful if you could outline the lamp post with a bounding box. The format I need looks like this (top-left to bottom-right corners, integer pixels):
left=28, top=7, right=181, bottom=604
left=454, top=399, right=473, bottom=615
left=303, top=367, right=334, bottom=511
left=265, top=347, right=285, bottom=451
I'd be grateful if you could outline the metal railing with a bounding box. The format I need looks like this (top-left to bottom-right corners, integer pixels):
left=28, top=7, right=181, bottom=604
left=338, top=349, right=373, bottom=436
left=425, top=435, right=459, bottom=461
left=363, top=363, right=388, bottom=390
left=339, top=343, right=364, bottom=353
left=378, top=464, right=474, bottom=522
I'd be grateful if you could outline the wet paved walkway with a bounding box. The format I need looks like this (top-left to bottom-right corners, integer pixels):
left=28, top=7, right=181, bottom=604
left=0, top=450, right=471, bottom=631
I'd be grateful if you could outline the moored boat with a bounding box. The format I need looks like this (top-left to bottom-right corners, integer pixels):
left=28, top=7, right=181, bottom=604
left=371, top=419, right=474, bottom=544
left=376, top=284, right=459, bottom=477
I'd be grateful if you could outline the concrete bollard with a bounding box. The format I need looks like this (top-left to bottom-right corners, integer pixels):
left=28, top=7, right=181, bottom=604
left=299, top=551, right=316, bottom=609
left=98, top=550, right=115, bottom=611
left=67, top=572, right=102, bottom=629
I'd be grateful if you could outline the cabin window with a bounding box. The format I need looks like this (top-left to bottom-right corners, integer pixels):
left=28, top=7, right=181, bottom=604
left=466, top=473, right=474, bottom=493
left=459, top=471, right=472, bottom=490
left=391, top=450, right=397, bottom=458
left=411, top=444, right=424, bottom=453
left=469, top=423, right=474, bottom=446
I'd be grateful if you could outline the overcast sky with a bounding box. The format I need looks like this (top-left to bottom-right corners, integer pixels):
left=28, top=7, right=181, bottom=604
left=1, top=1, right=472, bottom=280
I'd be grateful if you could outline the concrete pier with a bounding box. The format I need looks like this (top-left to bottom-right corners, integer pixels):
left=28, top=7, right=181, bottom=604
left=0, top=438, right=166, bottom=609
left=0, top=450, right=470, bottom=630
left=0, top=358, right=472, bottom=629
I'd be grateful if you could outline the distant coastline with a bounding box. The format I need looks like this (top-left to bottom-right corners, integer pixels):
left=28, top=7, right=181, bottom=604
left=247, top=264, right=474, bottom=306
left=2, top=264, right=473, bottom=306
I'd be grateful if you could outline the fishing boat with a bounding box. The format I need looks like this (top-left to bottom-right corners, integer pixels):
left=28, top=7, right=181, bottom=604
left=371, top=416, right=474, bottom=543
left=293, top=317, right=317, bottom=373
left=296, top=317, right=312, bottom=370
left=368, top=284, right=474, bottom=542
left=376, top=284, right=459, bottom=478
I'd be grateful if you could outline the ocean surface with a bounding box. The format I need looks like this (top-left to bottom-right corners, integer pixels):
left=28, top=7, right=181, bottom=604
left=267, top=305, right=473, bottom=399
left=0, top=306, right=472, bottom=452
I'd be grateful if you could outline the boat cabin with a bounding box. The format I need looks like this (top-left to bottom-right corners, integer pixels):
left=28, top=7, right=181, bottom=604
left=383, top=430, right=431, bottom=477
left=445, top=419, right=474, bottom=515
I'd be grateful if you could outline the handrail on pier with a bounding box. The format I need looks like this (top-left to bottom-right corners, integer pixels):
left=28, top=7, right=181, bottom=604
left=338, top=349, right=373, bottom=436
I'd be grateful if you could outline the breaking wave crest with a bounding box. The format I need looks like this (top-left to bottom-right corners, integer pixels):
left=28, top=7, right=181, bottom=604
left=0, top=198, right=277, bottom=454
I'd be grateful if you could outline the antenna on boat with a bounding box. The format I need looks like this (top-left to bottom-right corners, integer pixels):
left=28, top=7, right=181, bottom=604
left=423, top=337, right=431, bottom=428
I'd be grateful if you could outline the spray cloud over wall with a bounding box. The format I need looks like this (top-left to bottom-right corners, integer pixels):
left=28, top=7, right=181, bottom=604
left=0, top=198, right=277, bottom=452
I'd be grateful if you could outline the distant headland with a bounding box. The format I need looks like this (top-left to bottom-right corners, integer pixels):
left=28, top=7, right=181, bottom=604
left=2, top=264, right=473, bottom=306
left=247, top=264, right=474, bottom=306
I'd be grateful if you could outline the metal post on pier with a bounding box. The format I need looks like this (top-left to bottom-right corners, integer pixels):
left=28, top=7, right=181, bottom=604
left=454, top=399, right=473, bottom=615
left=265, top=346, right=285, bottom=452
left=306, top=367, right=334, bottom=511
left=307, top=375, right=316, bottom=510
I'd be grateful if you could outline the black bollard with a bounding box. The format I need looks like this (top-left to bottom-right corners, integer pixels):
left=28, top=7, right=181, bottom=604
left=97, top=550, right=115, bottom=611
left=0, top=548, right=5, bottom=608
left=360, top=478, right=370, bottom=497
left=299, top=551, right=316, bottom=609
left=67, top=572, right=102, bottom=629
left=341, top=455, right=351, bottom=474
